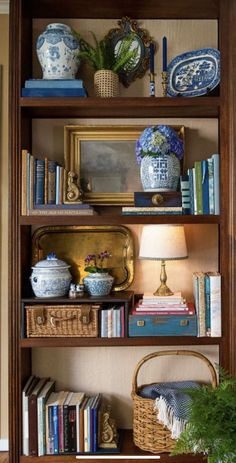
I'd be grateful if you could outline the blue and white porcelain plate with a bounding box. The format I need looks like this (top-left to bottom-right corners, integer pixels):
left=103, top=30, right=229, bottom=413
left=167, top=48, right=220, bottom=97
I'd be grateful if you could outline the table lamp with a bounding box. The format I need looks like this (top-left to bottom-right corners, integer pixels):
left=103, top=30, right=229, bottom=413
left=139, top=224, right=188, bottom=296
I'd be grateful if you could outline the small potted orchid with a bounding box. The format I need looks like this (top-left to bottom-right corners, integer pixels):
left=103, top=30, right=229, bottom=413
left=135, top=125, right=184, bottom=192
left=83, top=250, right=114, bottom=296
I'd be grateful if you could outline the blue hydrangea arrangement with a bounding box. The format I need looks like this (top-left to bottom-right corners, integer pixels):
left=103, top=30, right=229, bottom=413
left=136, top=125, right=184, bottom=164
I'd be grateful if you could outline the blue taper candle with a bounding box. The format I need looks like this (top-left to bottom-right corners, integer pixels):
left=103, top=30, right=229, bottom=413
left=162, top=36, right=167, bottom=71
left=149, top=43, right=155, bottom=74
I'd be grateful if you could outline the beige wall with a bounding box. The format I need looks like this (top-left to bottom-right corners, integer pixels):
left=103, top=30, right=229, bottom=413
left=0, top=13, right=9, bottom=441
left=1, top=17, right=220, bottom=437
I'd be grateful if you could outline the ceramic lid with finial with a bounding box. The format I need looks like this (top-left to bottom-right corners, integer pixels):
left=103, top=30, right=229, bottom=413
left=31, top=252, right=71, bottom=269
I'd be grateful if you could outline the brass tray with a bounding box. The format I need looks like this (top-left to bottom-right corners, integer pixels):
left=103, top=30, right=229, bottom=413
left=32, top=225, right=134, bottom=291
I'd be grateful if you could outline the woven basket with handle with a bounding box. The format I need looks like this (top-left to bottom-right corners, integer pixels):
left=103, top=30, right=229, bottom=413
left=131, top=349, right=217, bottom=454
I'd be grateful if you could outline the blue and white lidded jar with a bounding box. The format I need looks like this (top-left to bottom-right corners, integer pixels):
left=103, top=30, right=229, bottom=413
left=30, top=253, right=72, bottom=297
left=36, top=23, right=80, bottom=79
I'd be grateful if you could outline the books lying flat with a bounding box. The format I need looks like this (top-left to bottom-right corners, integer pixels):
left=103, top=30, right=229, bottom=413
left=25, top=79, right=84, bottom=89
left=27, top=207, right=97, bottom=216
left=133, top=302, right=195, bottom=315
left=142, top=291, right=183, bottom=302
left=122, top=206, right=182, bottom=215
left=22, top=88, right=87, bottom=97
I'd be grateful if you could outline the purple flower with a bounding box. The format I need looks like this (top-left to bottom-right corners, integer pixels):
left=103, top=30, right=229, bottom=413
left=135, top=124, right=184, bottom=164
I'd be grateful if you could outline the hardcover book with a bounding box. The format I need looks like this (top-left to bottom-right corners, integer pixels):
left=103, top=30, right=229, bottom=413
left=28, top=377, right=48, bottom=456
left=25, top=79, right=85, bottom=89
left=37, top=380, right=55, bottom=456
left=22, top=376, right=39, bottom=456
left=21, top=88, right=87, bottom=97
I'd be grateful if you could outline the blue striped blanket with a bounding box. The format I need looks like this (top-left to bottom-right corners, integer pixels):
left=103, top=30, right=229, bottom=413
left=139, top=381, right=200, bottom=438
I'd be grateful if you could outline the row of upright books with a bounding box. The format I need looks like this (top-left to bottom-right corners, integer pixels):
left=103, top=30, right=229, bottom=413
left=23, top=375, right=103, bottom=456
left=181, top=153, right=220, bottom=215
left=22, top=78, right=87, bottom=97
left=21, top=150, right=96, bottom=215
left=100, top=306, right=125, bottom=338
left=193, top=271, right=221, bottom=337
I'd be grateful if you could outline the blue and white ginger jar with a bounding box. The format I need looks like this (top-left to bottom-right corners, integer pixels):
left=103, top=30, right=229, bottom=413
left=83, top=273, right=114, bottom=297
left=140, top=154, right=180, bottom=191
left=36, top=23, right=80, bottom=79
left=30, top=253, right=72, bottom=297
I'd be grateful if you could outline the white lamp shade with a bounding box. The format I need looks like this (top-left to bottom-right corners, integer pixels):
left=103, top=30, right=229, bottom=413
left=139, top=224, right=188, bottom=260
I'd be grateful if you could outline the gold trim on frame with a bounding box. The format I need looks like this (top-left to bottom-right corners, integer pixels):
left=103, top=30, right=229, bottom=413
left=32, top=225, right=134, bottom=291
left=64, top=125, right=185, bottom=206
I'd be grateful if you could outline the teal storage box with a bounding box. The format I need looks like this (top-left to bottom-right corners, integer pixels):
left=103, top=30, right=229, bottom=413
left=129, top=314, right=197, bottom=336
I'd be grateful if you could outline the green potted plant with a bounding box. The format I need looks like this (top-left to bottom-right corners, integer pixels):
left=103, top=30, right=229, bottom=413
left=74, top=31, right=139, bottom=97
left=171, top=369, right=236, bottom=463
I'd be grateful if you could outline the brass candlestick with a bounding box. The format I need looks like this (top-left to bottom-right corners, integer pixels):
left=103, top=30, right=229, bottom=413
left=161, top=71, right=168, bottom=97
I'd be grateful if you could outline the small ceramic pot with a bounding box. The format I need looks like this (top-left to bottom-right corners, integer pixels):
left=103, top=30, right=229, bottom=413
left=36, top=23, right=80, bottom=79
left=30, top=253, right=72, bottom=297
left=140, top=153, right=180, bottom=191
left=83, top=272, right=114, bottom=296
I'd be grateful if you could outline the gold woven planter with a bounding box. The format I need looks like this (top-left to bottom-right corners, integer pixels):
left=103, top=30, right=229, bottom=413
left=94, top=69, right=119, bottom=97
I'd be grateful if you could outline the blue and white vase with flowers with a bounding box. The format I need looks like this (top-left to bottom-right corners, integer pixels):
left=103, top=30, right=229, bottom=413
left=83, top=251, right=114, bottom=297
left=36, top=23, right=80, bottom=79
left=135, top=125, right=184, bottom=191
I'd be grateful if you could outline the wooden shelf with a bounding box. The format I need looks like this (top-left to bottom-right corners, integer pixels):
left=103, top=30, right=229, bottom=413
left=20, top=336, right=221, bottom=348
left=20, top=214, right=220, bottom=226
left=28, top=0, right=219, bottom=19
left=19, top=430, right=206, bottom=462
left=20, top=97, right=220, bottom=119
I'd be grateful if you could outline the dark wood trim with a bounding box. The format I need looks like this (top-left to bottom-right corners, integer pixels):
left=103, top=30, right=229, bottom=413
left=20, top=97, right=220, bottom=119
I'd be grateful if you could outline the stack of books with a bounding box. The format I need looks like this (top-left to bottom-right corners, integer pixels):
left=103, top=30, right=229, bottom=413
left=21, top=79, right=87, bottom=97
left=180, top=153, right=220, bottom=215
left=22, top=376, right=104, bottom=456
left=21, top=150, right=96, bottom=215
left=193, top=271, right=221, bottom=337
left=100, top=305, right=125, bottom=337
left=134, top=292, right=194, bottom=315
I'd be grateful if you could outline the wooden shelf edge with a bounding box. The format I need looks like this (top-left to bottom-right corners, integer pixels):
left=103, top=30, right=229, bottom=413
left=20, top=96, right=221, bottom=118
left=19, top=429, right=206, bottom=462
left=20, top=215, right=221, bottom=225
left=20, top=336, right=221, bottom=348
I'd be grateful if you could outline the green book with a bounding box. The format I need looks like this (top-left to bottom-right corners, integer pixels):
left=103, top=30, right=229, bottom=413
left=194, top=160, right=203, bottom=214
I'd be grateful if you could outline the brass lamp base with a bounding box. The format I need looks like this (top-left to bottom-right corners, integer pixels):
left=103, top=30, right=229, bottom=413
left=154, top=260, right=174, bottom=296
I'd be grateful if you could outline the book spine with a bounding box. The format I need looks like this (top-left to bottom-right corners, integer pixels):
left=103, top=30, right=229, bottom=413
left=107, top=309, right=113, bottom=338
left=25, top=79, right=84, bottom=88
left=193, top=274, right=200, bottom=336
left=204, top=275, right=211, bottom=336
left=44, top=158, right=48, bottom=204
left=47, top=406, right=54, bottom=455
left=63, top=405, right=69, bottom=453
left=194, top=161, right=203, bottom=214
left=192, top=167, right=197, bottom=215
left=76, top=404, right=80, bottom=453
left=56, top=165, right=60, bottom=205
left=22, top=394, right=30, bottom=455
left=58, top=404, right=64, bottom=453
left=121, top=306, right=125, bottom=337
left=180, top=174, right=190, bottom=214
left=53, top=405, right=59, bottom=454
left=198, top=273, right=206, bottom=337
left=29, top=154, right=35, bottom=212
left=21, top=149, right=28, bottom=215
left=22, top=87, right=87, bottom=97
left=122, top=211, right=182, bottom=215
left=201, top=160, right=209, bottom=214
left=84, top=405, right=89, bottom=452
left=37, top=397, right=44, bottom=456
left=209, top=275, right=221, bottom=337
left=29, top=396, right=38, bottom=455
left=212, top=154, right=220, bottom=214
left=187, top=168, right=194, bottom=215
left=208, top=158, right=215, bottom=214
left=35, top=159, right=45, bottom=205
left=68, top=406, right=76, bottom=453
left=48, top=161, right=57, bottom=204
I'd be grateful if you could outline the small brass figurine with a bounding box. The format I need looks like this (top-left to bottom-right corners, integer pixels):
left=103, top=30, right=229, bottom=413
left=99, top=405, right=119, bottom=449
left=66, top=171, right=83, bottom=203
left=161, top=71, right=168, bottom=97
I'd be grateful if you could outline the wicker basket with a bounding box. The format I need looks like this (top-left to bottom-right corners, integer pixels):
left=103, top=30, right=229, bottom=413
left=94, top=69, right=119, bottom=97
left=26, top=304, right=100, bottom=337
left=131, top=349, right=217, bottom=454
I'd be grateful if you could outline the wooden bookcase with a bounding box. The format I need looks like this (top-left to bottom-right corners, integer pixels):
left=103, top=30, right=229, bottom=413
left=9, top=0, right=236, bottom=462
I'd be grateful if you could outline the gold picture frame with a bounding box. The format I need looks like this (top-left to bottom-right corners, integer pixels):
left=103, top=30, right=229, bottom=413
left=64, top=125, right=185, bottom=206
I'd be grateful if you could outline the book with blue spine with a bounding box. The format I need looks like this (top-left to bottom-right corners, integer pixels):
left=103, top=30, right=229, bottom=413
left=212, top=153, right=220, bottom=214
left=25, top=79, right=85, bottom=88
left=22, top=88, right=87, bottom=97
left=91, top=394, right=102, bottom=453
left=204, top=274, right=211, bottom=336
left=35, top=159, right=45, bottom=205
left=201, top=160, right=209, bottom=214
